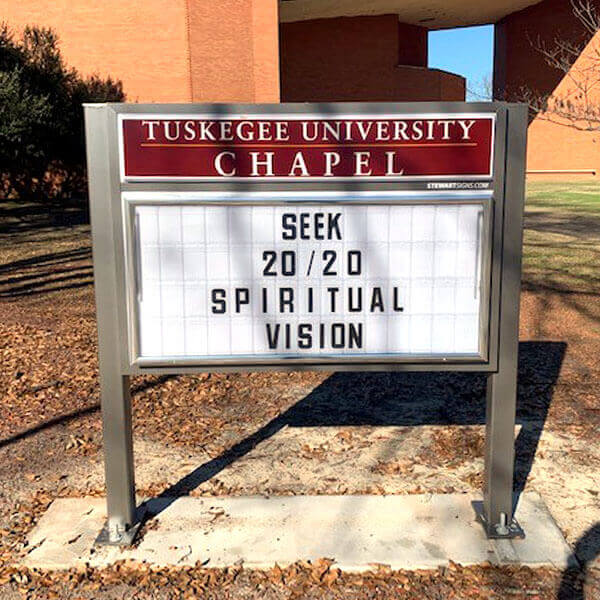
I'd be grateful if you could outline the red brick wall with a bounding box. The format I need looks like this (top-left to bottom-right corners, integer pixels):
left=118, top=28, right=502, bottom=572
left=187, top=0, right=279, bottom=102
left=495, top=0, right=598, bottom=101
left=280, top=15, right=464, bottom=102
left=2, top=0, right=280, bottom=103
left=495, top=0, right=600, bottom=176
left=397, top=22, right=428, bottom=67
left=2, top=0, right=192, bottom=102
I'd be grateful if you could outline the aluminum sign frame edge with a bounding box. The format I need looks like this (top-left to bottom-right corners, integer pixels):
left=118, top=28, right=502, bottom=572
left=121, top=191, right=494, bottom=370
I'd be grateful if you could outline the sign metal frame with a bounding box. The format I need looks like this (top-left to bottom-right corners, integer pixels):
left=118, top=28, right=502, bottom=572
left=122, top=191, right=494, bottom=368
left=118, top=111, right=496, bottom=182
left=84, top=102, right=527, bottom=545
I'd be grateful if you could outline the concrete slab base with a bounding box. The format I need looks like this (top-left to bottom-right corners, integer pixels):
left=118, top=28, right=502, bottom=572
left=22, top=493, right=576, bottom=571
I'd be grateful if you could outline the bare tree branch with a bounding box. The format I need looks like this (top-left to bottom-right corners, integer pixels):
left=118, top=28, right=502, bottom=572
left=467, top=73, right=493, bottom=101
left=516, top=0, right=600, bottom=131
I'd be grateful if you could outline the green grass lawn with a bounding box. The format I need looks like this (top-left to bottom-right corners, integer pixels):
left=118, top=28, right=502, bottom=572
left=527, top=181, right=600, bottom=213
left=523, top=181, right=600, bottom=294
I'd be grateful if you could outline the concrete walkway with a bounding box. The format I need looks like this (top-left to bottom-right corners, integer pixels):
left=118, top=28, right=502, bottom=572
left=22, top=493, right=575, bottom=571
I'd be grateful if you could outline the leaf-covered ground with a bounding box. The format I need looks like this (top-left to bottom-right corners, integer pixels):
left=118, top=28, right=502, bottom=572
left=0, top=184, right=599, bottom=598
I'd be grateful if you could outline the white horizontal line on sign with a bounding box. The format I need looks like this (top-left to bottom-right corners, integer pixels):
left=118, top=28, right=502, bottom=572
left=122, top=190, right=493, bottom=202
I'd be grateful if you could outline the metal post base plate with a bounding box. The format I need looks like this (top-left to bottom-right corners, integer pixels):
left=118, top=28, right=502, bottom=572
left=472, top=500, right=526, bottom=540
left=95, top=505, right=147, bottom=547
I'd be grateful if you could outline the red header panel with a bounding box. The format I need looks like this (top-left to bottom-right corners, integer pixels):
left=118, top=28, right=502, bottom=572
left=120, top=114, right=495, bottom=181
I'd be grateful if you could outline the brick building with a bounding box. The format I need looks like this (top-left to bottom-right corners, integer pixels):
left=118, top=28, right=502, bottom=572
left=2, top=0, right=599, bottom=177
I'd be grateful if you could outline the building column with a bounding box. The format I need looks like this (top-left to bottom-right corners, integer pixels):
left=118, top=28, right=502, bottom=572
left=186, top=0, right=280, bottom=103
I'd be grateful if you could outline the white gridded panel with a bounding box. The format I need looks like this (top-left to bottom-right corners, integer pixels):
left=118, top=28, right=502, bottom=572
left=135, top=203, right=484, bottom=359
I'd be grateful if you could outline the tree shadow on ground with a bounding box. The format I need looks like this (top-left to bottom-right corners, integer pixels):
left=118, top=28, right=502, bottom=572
left=0, top=200, right=89, bottom=237
left=0, top=246, right=93, bottom=297
left=0, top=199, right=93, bottom=297
left=154, top=341, right=566, bottom=519
left=0, top=375, right=176, bottom=449
left=558, top=523, right=600, bottom=600
left=524, top=211, right=600, bottom=240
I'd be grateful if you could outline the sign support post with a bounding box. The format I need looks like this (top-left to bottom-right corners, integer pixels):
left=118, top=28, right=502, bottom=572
left=483, top=104, right=527, bottom=538
left=85, top=106, right=140, bottom=545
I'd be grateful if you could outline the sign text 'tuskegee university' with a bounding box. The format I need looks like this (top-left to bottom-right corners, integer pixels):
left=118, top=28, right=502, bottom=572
left=120, top=114, right=494, bottom=180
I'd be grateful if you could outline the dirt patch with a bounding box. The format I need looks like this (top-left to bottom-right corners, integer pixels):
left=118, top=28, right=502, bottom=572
left=1, top=560, right=597, bottom=600
left=420, top=426, right=485, bottom=468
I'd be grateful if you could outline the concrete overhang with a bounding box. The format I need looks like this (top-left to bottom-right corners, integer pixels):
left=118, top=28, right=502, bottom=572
left=279, top=0, right=544, bottom=27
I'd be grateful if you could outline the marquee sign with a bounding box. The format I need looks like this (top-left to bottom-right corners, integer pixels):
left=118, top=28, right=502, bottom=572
left=130, top=195, right=488, bottom=364
left=84, top=102, right=527, bottom=546
left=120, top=114, right=494, bottom=181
